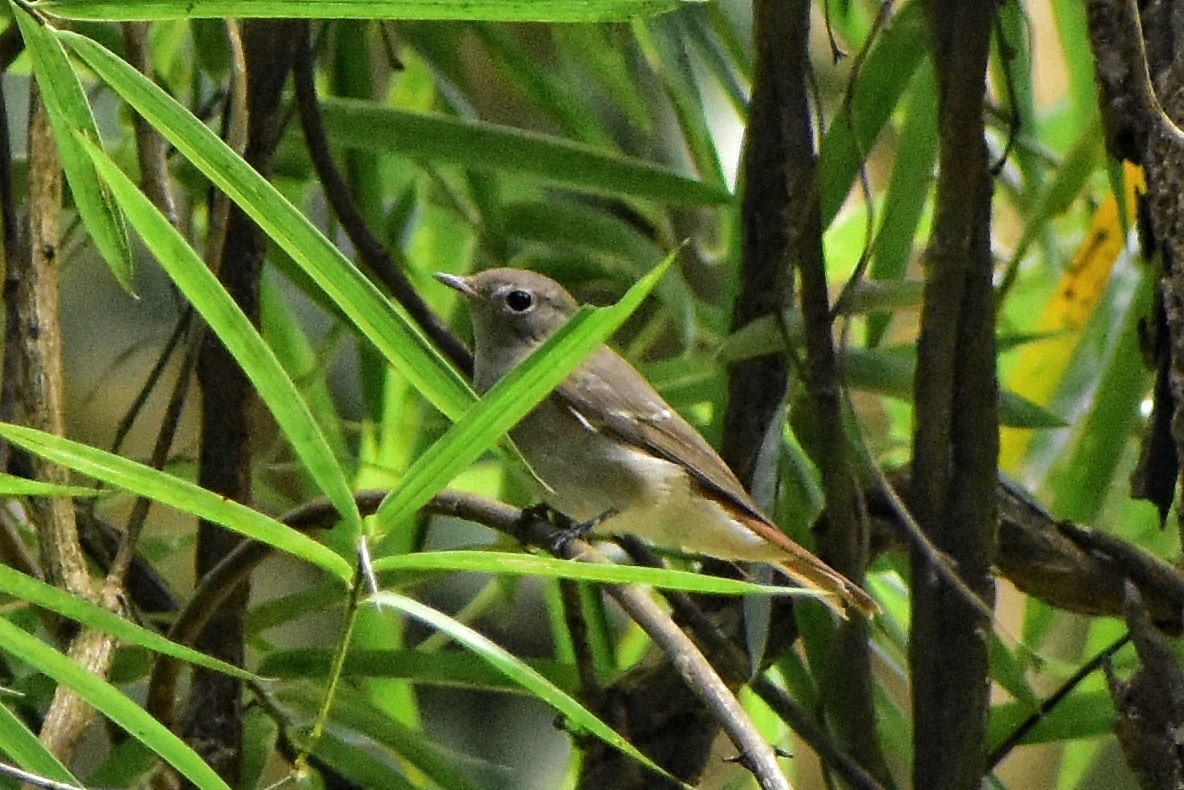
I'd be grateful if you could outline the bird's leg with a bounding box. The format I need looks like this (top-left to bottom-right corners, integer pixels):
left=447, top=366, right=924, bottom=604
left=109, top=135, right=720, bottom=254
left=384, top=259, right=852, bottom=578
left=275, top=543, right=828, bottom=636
left=519, top=503, right=617, bottom=553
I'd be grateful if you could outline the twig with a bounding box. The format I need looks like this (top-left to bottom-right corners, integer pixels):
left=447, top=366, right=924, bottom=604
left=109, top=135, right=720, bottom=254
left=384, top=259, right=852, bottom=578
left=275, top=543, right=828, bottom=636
left=122, top=22, right=178, bottom=228
left=108, top=318, right=201, bottom=586
left=152, top=489, right=793, bottom=789
left=0, top=759, right=86, bottom=790
left=204, top=19, right=247, bottom=273
left=618, top=537, right=882, bottom=789
left=987, top=634, right=1128, bottom=769
left=23, top=76, right=118, bottom=765
left=750, top=676, right=887, bottom=790
left=558, top=577, right=605, bottom=709
left=433, top=492, right=793, bottom=790
left=291, top=23, right=473, bottom=374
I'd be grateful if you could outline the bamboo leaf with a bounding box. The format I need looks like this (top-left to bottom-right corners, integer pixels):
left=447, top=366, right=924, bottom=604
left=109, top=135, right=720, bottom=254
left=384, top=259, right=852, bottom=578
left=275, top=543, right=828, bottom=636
left=0, top=562, right=258, bottom=680
left=318, top=97, right=731, bottom=205
left=0, top=617, right=231, bottom=790
left=12, top=2, right=133, bottom=291
left=79, top=133, right=363, bottom=540
left=819, top=0, right=927, bottom=227
left=371, top=591, right=685, bottom=786
left=59, top=30, right=476, bottom=424
left=0, top=703, right=77, bottom=786
left=372, top=254, right=675, bottom=536
left=373, top=549, right=817, bottom=596
left=41, top=0, right=682, bottom=23
left=0, top=473, right=97, bottom=498
left=0, top=423, right=353, bottom=582
left=261, top=647, right=579, bottom=692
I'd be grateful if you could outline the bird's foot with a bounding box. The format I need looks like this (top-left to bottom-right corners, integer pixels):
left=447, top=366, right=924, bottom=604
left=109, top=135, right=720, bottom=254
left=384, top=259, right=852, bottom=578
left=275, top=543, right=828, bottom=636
left=520, top=504, right=616, bottom=554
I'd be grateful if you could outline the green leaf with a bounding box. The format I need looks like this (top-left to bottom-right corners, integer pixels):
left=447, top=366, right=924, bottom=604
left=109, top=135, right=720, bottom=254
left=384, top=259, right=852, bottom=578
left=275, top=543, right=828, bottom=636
left=473, top=24, right=613, bottom=148
left=555, top=25, right=654, bottom=134
left=40, top=0, right=682, bottom=22
left=718, top=317, right=1066, bottom=429
left=373, top=550, right=817, bottom=596
left=0, top=617, right=231, bottom=790
left=0, top=472, right=97, bottom=498
left=0, top=702, right=77, bottom=786
left=1049, top=270, right=1155, bottom=523
left=1005, top=122, right=1103, bottom=278
left=633, top=14, right=726, bottom=187
left=0, top=423, right=353, bottom=582
left=818, top=0, right=927, bottom=228
left=1051, top=0, right=1100, bottom=129
left=0, top=562, right=256, bottom=681
left=261, top=647, right=579, bottom=692
left=317, top=97, right=731, bottom=205
left=371, top=591, right=684, bottom=786
left=78, top=133, right=362, bottom=540
left=867, top=61, right=937, bottom=346
left=503, top=200, right=664, bottom=263
left=372, top=254, right=675, bottom=536
left=681, top=5, right=748, bottom=118
left=11, top=2, right=133, bottom=291
left=837, top=279, right=925, bottom=315
left=988, top=690, right=1116, bottom=748
left=277, top=683, right=481, bottom=790
left=305, top=730, right=418, bottom=790
left=260, top=275, right=350, bottom=464
left=58, top=30, right=476, bottom=424
left=841, top=347, right=1066, bottom=430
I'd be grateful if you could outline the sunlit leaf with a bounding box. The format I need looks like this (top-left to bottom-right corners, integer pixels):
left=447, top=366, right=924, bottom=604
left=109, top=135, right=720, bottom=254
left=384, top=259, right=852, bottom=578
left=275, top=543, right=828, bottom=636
left=41, top=0, right=682, bottom=22
left=0, top=617, right=230, bottom=790
left=12, top=2, right=133, bottom=290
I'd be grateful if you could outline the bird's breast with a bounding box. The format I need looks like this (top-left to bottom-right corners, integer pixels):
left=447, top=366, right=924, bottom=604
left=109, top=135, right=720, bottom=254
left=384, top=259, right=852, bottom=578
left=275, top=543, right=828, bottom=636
left=511, top=397, right=662, bottom=520
left=511, top=398, right=782, bottom=561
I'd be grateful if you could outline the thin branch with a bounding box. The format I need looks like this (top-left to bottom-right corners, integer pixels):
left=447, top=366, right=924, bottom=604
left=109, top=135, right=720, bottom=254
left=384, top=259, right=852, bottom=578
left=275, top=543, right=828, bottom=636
left=122, top=22, right=179, bottom=229
left=204, top=19, right=247, bottom=274
left=432, top=492, right=794, bottom=790
left=151, top=489, right=793, bottom=790
left=21, top=77, right=118, bottom=765
left=987, top=634, right=1129, bottom=769
left=291, top=23, right=473, bottom=374
left=0, top=759, right=86, bottom=790
left=620, top=537, right=882, bottom=790
left=750, top=676, right=887, bottom=790
left=106, top=325, right=201, bottom=585
left=558, top=577, right=605, bottom=709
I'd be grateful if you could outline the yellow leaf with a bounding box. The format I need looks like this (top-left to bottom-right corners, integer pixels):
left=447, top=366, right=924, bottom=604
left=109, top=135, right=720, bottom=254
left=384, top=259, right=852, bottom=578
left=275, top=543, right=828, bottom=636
left=1000, top=162, right=1145, bottom=471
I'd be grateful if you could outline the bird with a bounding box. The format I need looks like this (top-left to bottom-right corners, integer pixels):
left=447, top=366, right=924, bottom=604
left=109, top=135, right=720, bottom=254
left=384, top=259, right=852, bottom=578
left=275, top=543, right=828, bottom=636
left=436, top=267, right=878, bottom=618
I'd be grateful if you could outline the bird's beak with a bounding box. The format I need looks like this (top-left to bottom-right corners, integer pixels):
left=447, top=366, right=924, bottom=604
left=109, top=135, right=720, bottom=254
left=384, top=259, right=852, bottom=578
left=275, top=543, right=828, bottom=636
left=434, top=272, right=476, bottom=298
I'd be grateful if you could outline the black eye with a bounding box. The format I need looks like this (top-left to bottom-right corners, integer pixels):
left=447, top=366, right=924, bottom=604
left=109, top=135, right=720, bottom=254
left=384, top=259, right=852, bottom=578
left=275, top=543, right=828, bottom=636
left=505, top=290, right=534, bottom=312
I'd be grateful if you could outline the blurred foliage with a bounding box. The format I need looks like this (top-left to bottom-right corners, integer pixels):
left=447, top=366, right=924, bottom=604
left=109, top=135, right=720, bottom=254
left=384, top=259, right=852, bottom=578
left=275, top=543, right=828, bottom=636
left=0, top=1, right=1169, bottom=788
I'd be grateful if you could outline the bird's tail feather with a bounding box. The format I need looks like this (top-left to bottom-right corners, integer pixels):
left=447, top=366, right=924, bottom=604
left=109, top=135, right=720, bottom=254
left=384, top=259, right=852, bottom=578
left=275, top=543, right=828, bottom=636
left=773, top=557, right=879, bottom=619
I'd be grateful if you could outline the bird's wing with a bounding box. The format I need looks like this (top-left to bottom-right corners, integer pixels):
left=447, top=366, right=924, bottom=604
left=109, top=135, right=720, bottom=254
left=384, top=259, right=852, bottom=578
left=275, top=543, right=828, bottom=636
left=556, top=348, right=879, bottom=618
left=555, top=347, right=768, bottom=523
left=556, top=350, right=880, bottom=615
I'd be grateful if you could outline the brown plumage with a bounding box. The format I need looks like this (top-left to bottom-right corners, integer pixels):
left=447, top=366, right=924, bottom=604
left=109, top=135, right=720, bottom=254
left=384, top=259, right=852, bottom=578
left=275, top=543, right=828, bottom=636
left=437, top=268, right=878, bottom=618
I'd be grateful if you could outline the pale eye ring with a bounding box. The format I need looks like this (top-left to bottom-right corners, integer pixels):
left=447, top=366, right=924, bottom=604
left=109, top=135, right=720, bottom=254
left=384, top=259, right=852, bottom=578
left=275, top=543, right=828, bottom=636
left=505, top=290, right=534, bottom=312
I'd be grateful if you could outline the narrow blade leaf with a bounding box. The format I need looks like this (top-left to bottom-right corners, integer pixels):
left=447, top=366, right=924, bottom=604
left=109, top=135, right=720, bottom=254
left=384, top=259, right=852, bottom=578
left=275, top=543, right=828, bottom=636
left=0, top=423, right=353, bottom=581
left=12, top=3, right=133, bottom=290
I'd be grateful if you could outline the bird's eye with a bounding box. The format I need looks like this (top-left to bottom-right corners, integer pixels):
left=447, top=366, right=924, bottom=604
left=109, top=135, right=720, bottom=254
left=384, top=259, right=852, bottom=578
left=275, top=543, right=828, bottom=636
left=505, top=290, right=534, bottom=312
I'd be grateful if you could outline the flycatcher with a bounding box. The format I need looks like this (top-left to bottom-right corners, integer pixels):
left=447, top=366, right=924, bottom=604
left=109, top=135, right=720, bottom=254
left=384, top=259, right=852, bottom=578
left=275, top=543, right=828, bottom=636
left=437, top=268, right=877, bottom=617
